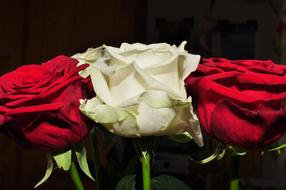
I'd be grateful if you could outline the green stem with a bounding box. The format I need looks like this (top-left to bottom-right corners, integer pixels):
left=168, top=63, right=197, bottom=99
left=91, top=128, right=103, bottom=190
left=230, top=156, right=240, bottom=190
left=69, top=162, right=85, bottom=190
left=140, top=149, right=151, bottom=190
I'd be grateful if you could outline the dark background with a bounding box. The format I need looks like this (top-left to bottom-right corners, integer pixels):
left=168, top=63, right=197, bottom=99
left=0, top=0, right=286, bottom=189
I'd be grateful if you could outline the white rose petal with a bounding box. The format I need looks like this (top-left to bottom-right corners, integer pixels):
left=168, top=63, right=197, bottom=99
left=89, top=65, right=113, bottom=106
left=72, top=47, right=103, bottom=78
left=136, top=101, right=176, bottom=135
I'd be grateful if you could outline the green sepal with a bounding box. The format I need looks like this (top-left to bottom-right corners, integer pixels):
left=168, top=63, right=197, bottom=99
left=189, top=145, right=222, bottom=164
left=140, top=150, right=149, bottom=167
left=227, top=146, right=246, bottom=157
left=170, top=132, right=193, bottom=143
left=53, top=149, right=72, bottom=171
left=267, top=143, right=286, bottom=152
left=75, top=145, right=95, bottom=181
left=216, top=149, right=226, bottom=160
left=34, top=154, right=54, bottom=188
left=133, top=139, right=150, bottom=167
left=189, top=144, right=247, bottom=164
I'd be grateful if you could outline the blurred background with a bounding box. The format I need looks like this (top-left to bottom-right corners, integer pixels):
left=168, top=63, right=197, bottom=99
left=0, top=0, right=286, bottom=189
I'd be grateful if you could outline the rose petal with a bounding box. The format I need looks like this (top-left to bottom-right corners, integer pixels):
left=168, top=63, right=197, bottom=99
left=136, top=101, right=176, bottom=135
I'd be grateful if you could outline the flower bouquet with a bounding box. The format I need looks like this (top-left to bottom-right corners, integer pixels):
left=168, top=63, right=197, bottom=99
left=0, top=41, right=285, bottom=190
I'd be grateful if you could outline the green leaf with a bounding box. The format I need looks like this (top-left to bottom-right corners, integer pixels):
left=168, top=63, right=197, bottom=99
left=115, top=175, right=136, bottom=190
left=75, top=146, right=95, bottom=180
left=34, top=154, right=53, bottom=188
left=151, top=175, right=191, bottom=190
left=53, top=149, right=72, bottom=171
left=227, top=146, right=246, bottom=157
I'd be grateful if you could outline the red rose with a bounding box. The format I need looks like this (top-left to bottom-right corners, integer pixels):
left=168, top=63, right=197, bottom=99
left=186, top=58, right=286, bottom=149
left=0, top=56, right=93, bottom=151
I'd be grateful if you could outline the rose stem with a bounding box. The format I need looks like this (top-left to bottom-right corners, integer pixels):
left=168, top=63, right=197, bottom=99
left=140, top=148, right=151, bottom=190
left=230, top=156, right=240, bottom=190
left=69, top=162, right=85, bottom=190
left=91, top=127, right=103, bottom=190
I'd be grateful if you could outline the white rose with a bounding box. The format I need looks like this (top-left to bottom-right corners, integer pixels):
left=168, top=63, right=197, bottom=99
left=73, top=41, right=203, bottom=147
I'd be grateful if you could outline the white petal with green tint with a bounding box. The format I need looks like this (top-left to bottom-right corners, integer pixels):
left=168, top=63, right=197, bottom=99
left=108, top=63, right=146, bottom=106
left=143, top=55, right=183, bottom=97
left=170, top=97, right=203, bottom=147
left=72, top=47, right=103, bottom=66
left=80, top=97, right=128, bottom=124
left=105, top=45, right=131, bottom=65
left=120, top=42, right=171, bottom=52
left=136, top=101, right=176, bottom=135
left=122, top=49, right=173, bottom=69
left=181, top=53, right=200, bottom=79
left=131, top=63, right=182, bottom=99
left=109, top=113, right=139, bottom=137
left=72, top=47, right=103, bottom=78
left=89, top=65, right=113, bottom=106
left=186, top=99, right=203, bottom=147
left=142, top=90, right=172, bottom=108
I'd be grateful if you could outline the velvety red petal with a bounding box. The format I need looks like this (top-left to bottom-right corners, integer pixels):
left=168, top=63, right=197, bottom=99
left=0, top=55, right=93, bottom=151
left=186, top=58, right=286, bottom=149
